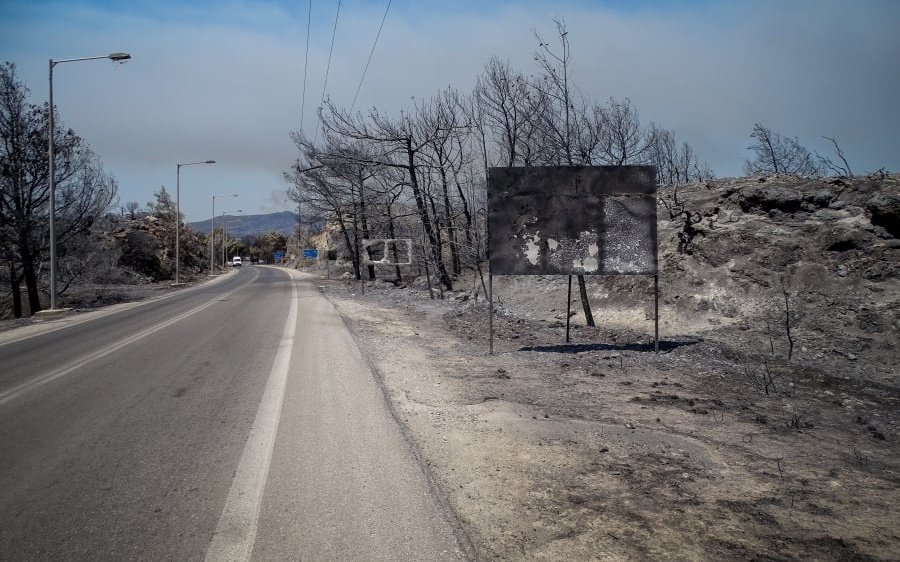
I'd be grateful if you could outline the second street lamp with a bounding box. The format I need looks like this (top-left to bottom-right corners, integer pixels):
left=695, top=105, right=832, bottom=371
left=210, top=194, right=238, bottom=273
left=222, top=210, right=242, bottom=268
left=175, top=160, right=215, bottom=284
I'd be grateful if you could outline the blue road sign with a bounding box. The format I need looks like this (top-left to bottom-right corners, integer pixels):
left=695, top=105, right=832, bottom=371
left=274, top=251, right=284, bottom=261
left=302, top=249, right=318, bottom=259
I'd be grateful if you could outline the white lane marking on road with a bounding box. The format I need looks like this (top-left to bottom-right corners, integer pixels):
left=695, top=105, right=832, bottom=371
left=205, top=274, right=298, bottom=562
left=0, top=283, right=246, bottom=407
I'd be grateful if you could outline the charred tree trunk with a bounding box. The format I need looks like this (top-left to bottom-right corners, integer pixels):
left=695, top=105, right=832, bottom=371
left=453, top=173, right=474, bottom=246
left=427, top=191, right=447, bottom=282
left=577, top=275, right=595, bottom=327
left=438, top=166, right=461, bottom=276
left=18, top=232, right=42, bottom=314
left=7, top=256, right=23, bottom=318
left=534, top=21, right=596, bottom=327
left=357, top=179, right=376, bottom=281
left=337, top=211, right=360, bottom=280
left=387, top=208, right=402, bottom=282
left=421, top=230, right=434, bottom=299
left=405, top=137, right=452, bottom=290
left=351, top=202, right=363, bottom=281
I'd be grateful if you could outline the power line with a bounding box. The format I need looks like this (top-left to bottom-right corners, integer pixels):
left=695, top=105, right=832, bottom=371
left=314, top=0, right=342, bottom=145
left=350, top=0, right=391, bottom=112
left=299, top=0, right=312, bottom=134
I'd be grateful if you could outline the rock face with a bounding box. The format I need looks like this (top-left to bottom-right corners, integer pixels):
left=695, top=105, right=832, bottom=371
left=112, top=215, right=206, bottom=281
left=654, top=173, right=898, bottom=367
left=867, top=192, right=900, bottom=237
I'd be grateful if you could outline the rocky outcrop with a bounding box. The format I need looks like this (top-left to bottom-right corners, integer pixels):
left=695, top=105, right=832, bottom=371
left=647, top=173, right=900, bottom=367
left=111, top=215, right=206, bottom=281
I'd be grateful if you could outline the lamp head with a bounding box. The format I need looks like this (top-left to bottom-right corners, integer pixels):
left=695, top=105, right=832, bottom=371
left=108, top=52, right=131, bottom=63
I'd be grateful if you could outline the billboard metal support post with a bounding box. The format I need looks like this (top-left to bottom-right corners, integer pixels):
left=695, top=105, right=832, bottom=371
left=566, top=275, right=572, bottom=343
left=488, top=273, right=494, bottom=355
left=654, top=274, right=660, bottom=354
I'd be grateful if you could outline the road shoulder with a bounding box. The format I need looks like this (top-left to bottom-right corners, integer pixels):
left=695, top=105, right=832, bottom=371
left=250, top=270, right=470, bottom=560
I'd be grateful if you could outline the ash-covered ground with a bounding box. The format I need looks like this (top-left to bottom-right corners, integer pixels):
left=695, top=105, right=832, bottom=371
left=315, top=173, right=898, bottom=560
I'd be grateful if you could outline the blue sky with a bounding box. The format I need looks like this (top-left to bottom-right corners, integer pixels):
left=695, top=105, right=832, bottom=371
left=2, top=0, right=898, bottom=221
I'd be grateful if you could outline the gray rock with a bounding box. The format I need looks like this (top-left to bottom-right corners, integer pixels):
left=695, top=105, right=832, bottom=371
left=867, top=192, right=900, bottom=238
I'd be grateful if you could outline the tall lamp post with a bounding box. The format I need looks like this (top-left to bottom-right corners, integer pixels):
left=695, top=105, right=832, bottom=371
left=222, top=210, right=242, bottom=268
left=210, top=194, right=238, bottom=273
left=175, top=160, right=215, bottom=284
left=48, top=51, right=131, bottom=310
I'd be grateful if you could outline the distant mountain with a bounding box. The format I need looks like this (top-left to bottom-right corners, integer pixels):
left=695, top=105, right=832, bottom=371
left=189, top=211, right=320, bottom=238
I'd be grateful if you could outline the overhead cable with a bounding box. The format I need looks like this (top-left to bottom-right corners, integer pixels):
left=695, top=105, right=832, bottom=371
left=299, top=0, right=312, bottom=134
left=350, top=0, right=392, bottom=113
left=314, top=0, right=342, bottom=145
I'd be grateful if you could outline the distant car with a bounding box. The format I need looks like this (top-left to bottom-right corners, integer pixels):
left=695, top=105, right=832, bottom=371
left=232, top=256, right=242, bottom=267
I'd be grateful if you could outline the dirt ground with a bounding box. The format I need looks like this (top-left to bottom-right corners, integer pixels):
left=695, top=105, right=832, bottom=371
left=312, top=269, right=898, bottom=561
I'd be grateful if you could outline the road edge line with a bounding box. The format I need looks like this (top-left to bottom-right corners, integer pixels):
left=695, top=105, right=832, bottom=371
left=204, top=270, right=299, bottom=561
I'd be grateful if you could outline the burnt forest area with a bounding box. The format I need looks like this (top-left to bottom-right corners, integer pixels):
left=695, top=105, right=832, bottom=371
left=312, top=172, right=899, bottom=561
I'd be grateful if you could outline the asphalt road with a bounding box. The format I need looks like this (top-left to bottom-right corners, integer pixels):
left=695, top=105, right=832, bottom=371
left=0, top=267, right=466, bottom=561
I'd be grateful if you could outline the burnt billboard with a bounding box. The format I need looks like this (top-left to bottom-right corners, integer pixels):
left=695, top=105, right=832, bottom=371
left=488, top=166, right=658, bottom=276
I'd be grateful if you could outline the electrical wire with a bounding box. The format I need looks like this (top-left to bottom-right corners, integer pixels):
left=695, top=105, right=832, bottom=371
left=350, top=0, right=392, bottom=113
left=314, top=0, right=342, bottom=145
left=299, top=0, right=312, bottom=134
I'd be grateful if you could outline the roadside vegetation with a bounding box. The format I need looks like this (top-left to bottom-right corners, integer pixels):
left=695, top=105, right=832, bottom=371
left=0, top=60, right=299, bottom=319
left=286, top=21, right=864, bottom=320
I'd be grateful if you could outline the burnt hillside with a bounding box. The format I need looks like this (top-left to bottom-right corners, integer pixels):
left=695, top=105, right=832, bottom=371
left=491, top=172, right=899, bottom=383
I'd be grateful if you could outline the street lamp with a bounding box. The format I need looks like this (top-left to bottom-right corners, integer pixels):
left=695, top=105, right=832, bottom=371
left=48, top=51, right=131, bottom=310
left=222, top=210, right=242, bottom=267
left=175, top=160, right=215, bottom=284
left=210, top=194, right=238, bottom=273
